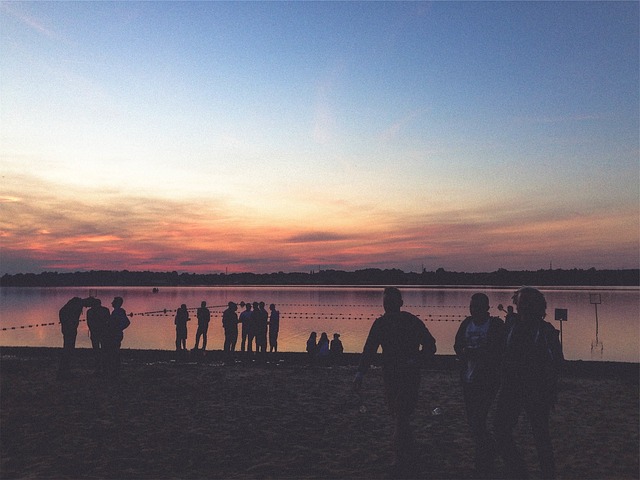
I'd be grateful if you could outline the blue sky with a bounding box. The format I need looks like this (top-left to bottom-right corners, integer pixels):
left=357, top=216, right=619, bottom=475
left=1, top=1, right=638, bottom=274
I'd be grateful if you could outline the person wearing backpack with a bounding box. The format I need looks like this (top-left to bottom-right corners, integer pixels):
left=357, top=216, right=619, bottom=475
left=454, top=293, right=506, bottom=478
left=105, top=296, right=131, bottom=378
left=494, top=287, right=563, bottom=480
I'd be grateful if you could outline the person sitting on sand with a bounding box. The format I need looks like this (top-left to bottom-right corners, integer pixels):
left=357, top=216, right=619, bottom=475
left=454, top=293, right=505, bottom=478
left=316, top=332, right=331, bottom=366
left=317, top=332, right=330, bottom=362
left=330, top=332, right=344, bottom=366
left=174, top=304, right=190, bottom=352
left=330, top=333, right=344, bottom=356
left=306, top=332, right=317, bottom=361
left=353, top=287, right=437, bottom=477
left=494, top=287, right=563, bottom=480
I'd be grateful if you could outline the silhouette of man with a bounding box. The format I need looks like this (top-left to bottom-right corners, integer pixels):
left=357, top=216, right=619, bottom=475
left=255, top=302, right=268, bottom=353
left=353, top=287, right=436, bottom=476
left=174, top=304, right=190, bottom=352
left=222, top=302, right=239, bottom=352
left=247, top=302, right=260, bottom=353
left=494, top=287, right=563, bottom=479
left=239, top=302, right=252, bottom=352
left=86, top=298, right=111, bottom=375
left=194, top=301, right=211, bottom=351
left=268, top=303, right=280, bottom=352
left=104, top=296, right=130, bottom=378
left=57, top=296, right=92, bottom=379
left=454, top=293, right=506, bottom=478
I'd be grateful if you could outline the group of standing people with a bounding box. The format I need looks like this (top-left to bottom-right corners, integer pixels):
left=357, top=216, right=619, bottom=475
left=355, top=286, right=563, bottom=479
left=58, top=295, right=130, bottom=379
left=173, top=301, right=280, bottom=355
left=235, top=301, right=280, bottom=353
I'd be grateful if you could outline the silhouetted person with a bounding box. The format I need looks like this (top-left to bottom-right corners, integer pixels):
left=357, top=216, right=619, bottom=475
left=194, top=301, right=211, bottom=351
left=86, top=298, right=111, bottom=375
left=174, top=304, right=189, bottom=352
left=454, top=293, right=506, bottom=478
left=268, top=303, right=280, bottom=352
left=317, top=332, right=330, bottom=364
left=494, top=287, right=563, bottom=480
left=222, top=302, right=239, bottom=352
left=330, top=333, right=344, bottom=360
left=306, top=331, right=317, bottom=362
left=353, top=287, right=436, bottom=477
left=247, top=302, right=260, bottom=353
left=57, top=296, right=93, bottom=379
left=104, top=296, right=130, bottom=378
left=239, top=302, right=252, bottom=351
left=254, top=301, right=268, bottom=353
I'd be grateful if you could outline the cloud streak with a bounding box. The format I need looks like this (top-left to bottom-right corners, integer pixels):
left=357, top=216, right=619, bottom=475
left=1, top=3, right=59, bottom=39
left=1, top=172, right=637, bottom=274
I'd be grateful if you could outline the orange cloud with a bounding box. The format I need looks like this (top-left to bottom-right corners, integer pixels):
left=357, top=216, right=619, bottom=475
left=1, top=173, right=638, bottom=274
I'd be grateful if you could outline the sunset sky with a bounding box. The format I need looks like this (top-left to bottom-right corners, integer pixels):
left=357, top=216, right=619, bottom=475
left=1, top=1, right=638, bottom=275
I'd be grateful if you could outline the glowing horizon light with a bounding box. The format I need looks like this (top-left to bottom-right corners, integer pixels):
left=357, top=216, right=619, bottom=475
left=1, top=2, right=638, bottom=274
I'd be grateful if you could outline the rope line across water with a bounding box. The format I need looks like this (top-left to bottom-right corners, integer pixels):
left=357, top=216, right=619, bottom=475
left=1, top=307, right=467, bottom=330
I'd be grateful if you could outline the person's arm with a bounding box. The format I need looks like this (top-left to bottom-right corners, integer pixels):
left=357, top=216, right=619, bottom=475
left=421, top=324, right=437, bottom=360
left=119, top=309, right=131, bottom=330
left=453, top=319, right=468, bottom=360
left=487, top=318, right=506, bottom=361
left=353, top=320, right=381, bottom=391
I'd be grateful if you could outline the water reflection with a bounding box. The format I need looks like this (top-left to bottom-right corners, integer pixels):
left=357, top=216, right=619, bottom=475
left=1, top=286, right=638, bottom=363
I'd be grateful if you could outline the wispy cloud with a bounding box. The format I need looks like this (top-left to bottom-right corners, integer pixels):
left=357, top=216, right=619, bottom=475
left=378, top=110, right=421, bottom=143
left=1, top=3, right=60, bottom=40
left=312, top=61, right=345, bottom=144
left=1, top=172, right=638, bottom=274
left=286, top=231, right=352, bottom=243
left=514, top=113, right=604, bottom=125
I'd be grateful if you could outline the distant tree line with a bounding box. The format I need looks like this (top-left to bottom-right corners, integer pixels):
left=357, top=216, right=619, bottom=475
left=1, top=267, right=638, bottom=287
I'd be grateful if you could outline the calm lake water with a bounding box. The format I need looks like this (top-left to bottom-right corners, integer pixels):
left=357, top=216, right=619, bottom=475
left=1, top=286, right=638, bottom=363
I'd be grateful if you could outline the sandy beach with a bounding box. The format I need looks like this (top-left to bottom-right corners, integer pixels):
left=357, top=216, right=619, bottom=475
left=1, top=347, right=638, bottom=479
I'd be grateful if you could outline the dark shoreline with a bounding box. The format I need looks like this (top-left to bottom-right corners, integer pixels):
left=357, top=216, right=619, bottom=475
left=2, top=267, right=638, bottom=287
left=2, top=346, right=637, bottom=383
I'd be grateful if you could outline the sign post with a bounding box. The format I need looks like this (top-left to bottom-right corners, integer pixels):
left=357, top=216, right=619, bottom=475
left=556, top=308, right=569, bottom=351
left=554, top=308, right=568, bottom=352
left=590, top=293, right=603, bottom=355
